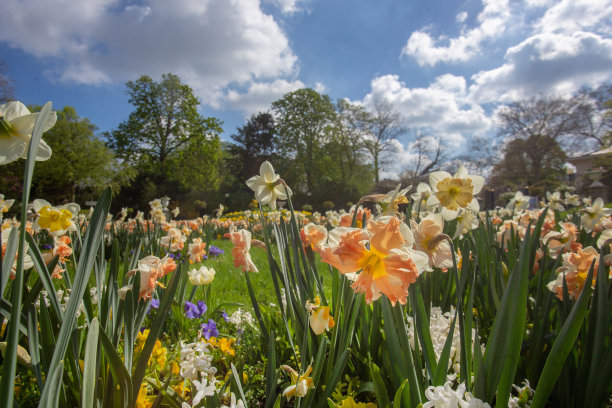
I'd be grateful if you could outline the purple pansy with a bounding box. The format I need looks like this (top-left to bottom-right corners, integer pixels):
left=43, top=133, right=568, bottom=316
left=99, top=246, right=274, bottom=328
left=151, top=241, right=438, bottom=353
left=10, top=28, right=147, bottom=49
left=201, top=319, right=219, bottom=339
left=184, top=300, right=207, bottom=319
left=208, top=245, right=224, bottom=258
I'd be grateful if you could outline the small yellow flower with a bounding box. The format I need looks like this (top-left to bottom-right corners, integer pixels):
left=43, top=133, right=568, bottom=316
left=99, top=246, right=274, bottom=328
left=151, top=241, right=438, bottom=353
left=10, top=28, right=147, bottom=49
left=339, top=396, right=377, bottom=408
left=135, top=383, right=154, bottom=408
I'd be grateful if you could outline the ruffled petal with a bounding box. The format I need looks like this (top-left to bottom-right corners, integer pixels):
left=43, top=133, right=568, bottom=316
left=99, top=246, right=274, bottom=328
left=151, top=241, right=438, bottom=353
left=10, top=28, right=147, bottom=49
left=429, top=171, right=451, bottom=191
left=0, top=136, right=26, bottom=165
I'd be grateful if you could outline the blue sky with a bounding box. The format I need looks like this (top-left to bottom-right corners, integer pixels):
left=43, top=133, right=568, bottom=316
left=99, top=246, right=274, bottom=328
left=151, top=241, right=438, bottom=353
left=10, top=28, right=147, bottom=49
left=2, top=0, right=612, bottom=177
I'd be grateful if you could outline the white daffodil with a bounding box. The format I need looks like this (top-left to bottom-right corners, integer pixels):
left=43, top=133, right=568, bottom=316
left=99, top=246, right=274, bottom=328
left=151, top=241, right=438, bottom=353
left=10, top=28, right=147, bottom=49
left=246, top=161, right=292, bottom=210
left=507, top=191, right=530, bottom=212
left=582, top=197, right=612, bottom=233
left=545, top=191, right=565, bottom=211
left=426, top=165, right=484, bottom=221
left=188, top=265, right=215, bottom=285
left=0, top=101, right=56, bottom=165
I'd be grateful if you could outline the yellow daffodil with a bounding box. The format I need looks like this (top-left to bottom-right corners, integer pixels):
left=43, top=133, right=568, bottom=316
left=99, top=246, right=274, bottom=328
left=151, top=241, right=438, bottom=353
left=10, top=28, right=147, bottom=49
left=0, top=101, right=56, bottom=165
left=33, top=199, right=79, bottom=236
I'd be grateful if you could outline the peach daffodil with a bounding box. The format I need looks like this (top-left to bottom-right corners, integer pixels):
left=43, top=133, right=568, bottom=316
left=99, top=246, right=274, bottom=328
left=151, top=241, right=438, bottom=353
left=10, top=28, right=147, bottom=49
left=321, top=216, right=429, bottom=305
left=0, top=101, right=56, bottom=165
left=225, top=227, right=259, bottom=272
left=246, top=161, right=292, bottom=210
left=410, top=214, right=453, bottom=270
left=300, top=223, right=328, bottom=252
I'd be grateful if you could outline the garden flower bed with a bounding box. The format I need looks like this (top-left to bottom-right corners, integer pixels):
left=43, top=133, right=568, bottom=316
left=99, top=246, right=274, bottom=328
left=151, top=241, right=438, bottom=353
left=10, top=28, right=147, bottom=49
left=1, top=103, right=611, bottom=408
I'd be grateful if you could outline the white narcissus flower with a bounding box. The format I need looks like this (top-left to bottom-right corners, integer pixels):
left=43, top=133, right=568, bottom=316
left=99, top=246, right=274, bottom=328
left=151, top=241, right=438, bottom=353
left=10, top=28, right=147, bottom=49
left=188, top=265, right=215, bottom=285
left=246, top=161, right=292, bottom=210
left=191, top=378, right=216, bottom=407
left=0, top=101, right=56, bottom=165
left=581, top=197, right=611, bottom=233
left=545, top=191, right=565, bottom=211
left=427, top=165, right=484, bottom=221
left=507, top=191, right=530, bottom=212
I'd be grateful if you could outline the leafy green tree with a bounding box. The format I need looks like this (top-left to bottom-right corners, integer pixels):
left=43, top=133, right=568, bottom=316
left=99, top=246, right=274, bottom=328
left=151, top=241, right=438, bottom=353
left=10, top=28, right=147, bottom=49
left=272, top=88, right=336, bottom=201
left=32, top=106, right=133, bottom=203
left=0, top=106, right=130, bottom=205
left=229, top=112, right=278, bottom=182
left=107, top=73, right=222, bottom=174
left=488, top=135, right=567, bottom=198
left=326, top=99, right=374, bottom=203
left=106, top=73, right=223, bottom=210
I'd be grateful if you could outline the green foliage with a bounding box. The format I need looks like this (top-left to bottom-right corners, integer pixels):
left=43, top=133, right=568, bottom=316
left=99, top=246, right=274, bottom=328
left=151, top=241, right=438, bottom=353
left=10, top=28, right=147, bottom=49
left=106, top=73, right=223, bottom=211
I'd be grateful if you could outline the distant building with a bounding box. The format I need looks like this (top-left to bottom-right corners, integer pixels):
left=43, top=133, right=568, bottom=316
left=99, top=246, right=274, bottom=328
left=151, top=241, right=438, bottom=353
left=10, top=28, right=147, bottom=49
left=567, top=146, right=611, bottom=200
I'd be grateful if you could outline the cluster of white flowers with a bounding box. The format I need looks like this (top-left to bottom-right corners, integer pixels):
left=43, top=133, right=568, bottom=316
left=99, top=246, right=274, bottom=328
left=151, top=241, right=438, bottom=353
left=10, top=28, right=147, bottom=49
left=179, top=341, right=217, bottom=380
left=149, top=198, right=167, bottom=224
left=508, top=380, right=534, bottom=408
left=36, top=288, right=96, bottom=318
left=424, top=381, right=490, bottom=408
left=406, top=307, right=483, bottom=374
left=228, top=308, right=257, bottom=331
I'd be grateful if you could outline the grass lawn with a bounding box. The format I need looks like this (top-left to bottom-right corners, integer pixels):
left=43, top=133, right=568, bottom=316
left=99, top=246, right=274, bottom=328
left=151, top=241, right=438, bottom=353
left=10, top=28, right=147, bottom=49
left=186, top=239, right=334, bottom=315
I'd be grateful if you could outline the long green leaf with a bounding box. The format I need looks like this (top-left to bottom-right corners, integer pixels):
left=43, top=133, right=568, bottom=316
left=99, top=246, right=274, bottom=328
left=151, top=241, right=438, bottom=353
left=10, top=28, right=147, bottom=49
left=39, top=360, right=65, bottom=408
left=44, top=187, right=111, bottom=381
left=100, top=328, right=133, bottom=407
left=393, top=379, right=411, bottom=408
left=1, top=102, right=53, bottom=408
left=370, top=362, right=391, bottom=407
left=530, top=261, right=595, bottom=408
left=82, top=318, right=100, bottom=408
left=1, top=227, right=18, bottom=298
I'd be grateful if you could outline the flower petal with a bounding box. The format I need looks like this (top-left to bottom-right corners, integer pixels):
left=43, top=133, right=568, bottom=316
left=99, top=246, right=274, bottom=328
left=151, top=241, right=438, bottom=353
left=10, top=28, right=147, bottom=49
left=429, top=171, right=451, bottom=191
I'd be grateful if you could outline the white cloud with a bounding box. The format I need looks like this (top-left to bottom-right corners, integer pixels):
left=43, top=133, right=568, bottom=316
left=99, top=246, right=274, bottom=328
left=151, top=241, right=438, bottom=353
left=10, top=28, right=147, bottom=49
left=0, top=0, right=299, bottom=112
left=266, top=0, right=310, bottom=14
left=537, top=0, right=612, bottom=35
left=401, top=0, right=512, bottom=66
left=469, top=31, right=612, bottom=103
left=314, top=82, right=327, bottom=93
left=456, top=11, right=468, bottom=23
left=224, top=79, right=304, bottom=114
left=361, top=74, right=491, bottom=141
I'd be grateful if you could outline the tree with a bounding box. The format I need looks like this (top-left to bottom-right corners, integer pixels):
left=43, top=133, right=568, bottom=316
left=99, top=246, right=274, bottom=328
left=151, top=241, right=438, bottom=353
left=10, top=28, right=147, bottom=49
left=400, top=133, right=448, bottom=183
left=1, top=106, right=131, bottom=204
left=326, top=99, right=374, bottom=202
left=229, top=112, right=278, bottom=182
left=497, top=85, right=612, bottom=153
left=106, top=73, right=223, bottom=210
left=272, top=88, right=336, bottom=198
left=107, top=73, right=222, bottom=175
left=0, top=60, right=15, bottom=104
left=363, top=97, right=407, bottom=184
left=488, top=135, right=567, bottom=198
